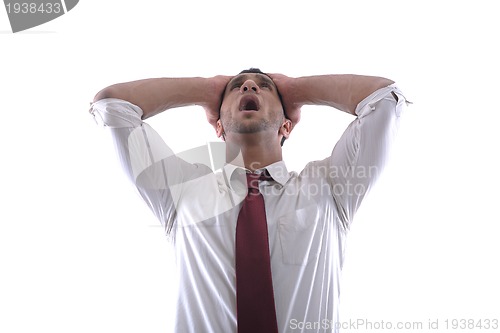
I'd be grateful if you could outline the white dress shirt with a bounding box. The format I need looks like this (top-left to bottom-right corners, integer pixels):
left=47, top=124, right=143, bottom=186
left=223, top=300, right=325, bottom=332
left=89, top=84, right=407, bottom=333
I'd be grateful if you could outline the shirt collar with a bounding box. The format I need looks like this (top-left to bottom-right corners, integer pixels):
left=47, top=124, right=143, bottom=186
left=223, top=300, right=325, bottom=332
left=262, top=161, right=290, bottom=186
left=222, top=160, right=290, bottom=187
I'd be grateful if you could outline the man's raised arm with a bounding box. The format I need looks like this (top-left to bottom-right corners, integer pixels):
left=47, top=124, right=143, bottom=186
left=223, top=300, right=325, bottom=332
left=270, top=74, right=394, bottom=120
left=89, top=75, right=232, bottom=234
left=93, top=76, right=231, bottom=123
left=272, top=73, right=406, bottom=229
left=297, top=74, right=394, bottom=114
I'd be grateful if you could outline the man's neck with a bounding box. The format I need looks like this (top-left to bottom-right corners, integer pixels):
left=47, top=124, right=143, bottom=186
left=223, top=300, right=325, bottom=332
left=225, top=134, right=282, bottom=171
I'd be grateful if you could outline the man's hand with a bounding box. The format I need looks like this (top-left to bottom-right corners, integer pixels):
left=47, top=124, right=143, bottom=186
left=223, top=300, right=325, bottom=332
left=203, top=75, right=233, bottom=128
left=268, top=73, right=303, bottom=126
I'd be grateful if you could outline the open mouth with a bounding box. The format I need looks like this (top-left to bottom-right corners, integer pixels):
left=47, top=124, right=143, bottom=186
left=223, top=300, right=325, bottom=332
left=239, top=95, right=260, bottom=111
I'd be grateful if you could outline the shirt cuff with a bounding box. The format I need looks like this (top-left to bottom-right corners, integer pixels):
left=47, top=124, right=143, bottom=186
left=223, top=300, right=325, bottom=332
left=89, top=98, right=144, bottom=128
left=354, top=84, right=407, bottom=118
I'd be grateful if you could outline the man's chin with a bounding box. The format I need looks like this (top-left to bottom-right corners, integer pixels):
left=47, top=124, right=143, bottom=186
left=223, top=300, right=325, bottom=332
left=223, top=117, right=279, bottom=136
left=225, top=120, right=267, bottom=134
left=234, top=125, right=266, bottom=134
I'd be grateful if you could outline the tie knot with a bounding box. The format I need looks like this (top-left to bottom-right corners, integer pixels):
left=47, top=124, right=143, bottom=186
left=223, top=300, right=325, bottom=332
left=246, top=171, right=272, bottom=192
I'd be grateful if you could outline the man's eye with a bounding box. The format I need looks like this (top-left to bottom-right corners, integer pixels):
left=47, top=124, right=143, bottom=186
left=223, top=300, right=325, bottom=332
left=231, top=84, right=241, bottom=90
left=260, top=82, right=272, bottom=89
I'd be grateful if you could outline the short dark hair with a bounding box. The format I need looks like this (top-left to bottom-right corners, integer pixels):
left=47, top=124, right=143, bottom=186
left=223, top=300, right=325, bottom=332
left=238, top=67, right=268, bottom=76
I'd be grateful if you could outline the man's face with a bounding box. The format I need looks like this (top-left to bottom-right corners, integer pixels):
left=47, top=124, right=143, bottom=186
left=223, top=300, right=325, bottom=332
left=219, top=73, right=285, bottom=135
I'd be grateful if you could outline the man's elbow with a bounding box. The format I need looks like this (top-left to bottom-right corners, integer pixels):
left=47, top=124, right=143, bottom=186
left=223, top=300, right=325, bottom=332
left=93, top=86, right=117, bottom=103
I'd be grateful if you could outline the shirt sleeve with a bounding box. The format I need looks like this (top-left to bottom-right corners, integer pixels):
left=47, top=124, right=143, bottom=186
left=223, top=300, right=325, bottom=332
left=326, top=84, right=408, bottom=231
left=89, top=98, right=212, bottom=235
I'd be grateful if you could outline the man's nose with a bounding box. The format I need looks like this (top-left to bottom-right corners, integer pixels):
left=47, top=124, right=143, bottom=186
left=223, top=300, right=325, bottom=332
left=240, top=80, right=260, bottom=93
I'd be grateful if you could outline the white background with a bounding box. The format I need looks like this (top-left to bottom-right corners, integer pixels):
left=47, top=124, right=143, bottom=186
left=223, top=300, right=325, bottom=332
left=1, top=1, right=499, bottom=332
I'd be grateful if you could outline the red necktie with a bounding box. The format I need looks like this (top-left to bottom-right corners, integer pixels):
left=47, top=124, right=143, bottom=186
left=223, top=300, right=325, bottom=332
left=236, top=171, right=278, bottom=333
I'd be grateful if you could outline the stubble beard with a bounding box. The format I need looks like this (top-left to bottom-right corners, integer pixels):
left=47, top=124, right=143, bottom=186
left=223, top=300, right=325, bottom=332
left=224, top=118, right=276, bottom=134
left=221, top=109, right=283, bottom=135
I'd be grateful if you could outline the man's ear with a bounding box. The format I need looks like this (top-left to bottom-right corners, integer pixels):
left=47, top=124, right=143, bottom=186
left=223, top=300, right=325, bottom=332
left=216, top=119, right=225, bottom=140
left=279, top=119, right=292, bottom=140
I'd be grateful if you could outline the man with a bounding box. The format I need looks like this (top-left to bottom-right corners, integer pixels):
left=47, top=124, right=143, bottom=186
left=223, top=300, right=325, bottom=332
left=90, top=69, right=407, bottom=333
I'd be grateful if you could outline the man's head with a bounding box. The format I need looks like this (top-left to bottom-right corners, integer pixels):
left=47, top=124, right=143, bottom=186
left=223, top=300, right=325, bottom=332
left=216, top=68, right=291, bottom=147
